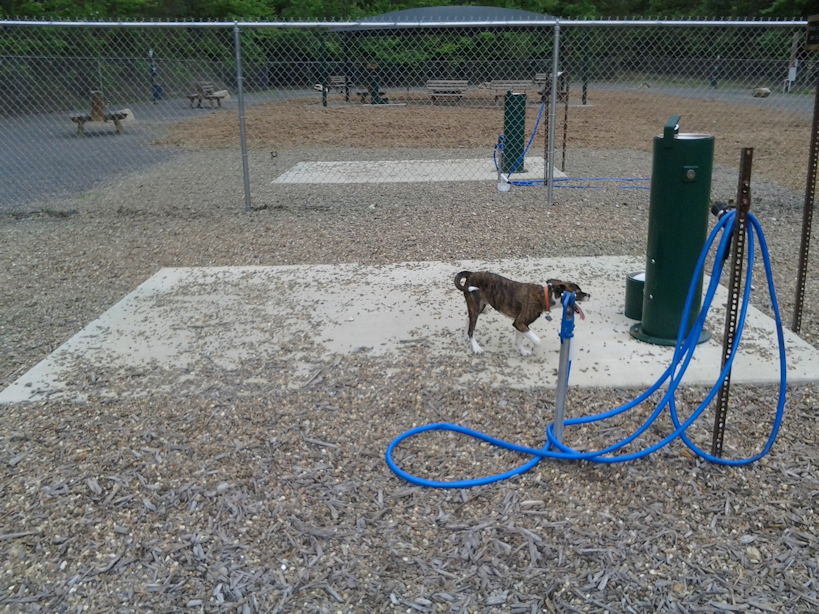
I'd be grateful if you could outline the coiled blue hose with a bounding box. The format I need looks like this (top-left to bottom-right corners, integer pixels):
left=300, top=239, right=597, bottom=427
left=385, top=210, right=786, bottom=488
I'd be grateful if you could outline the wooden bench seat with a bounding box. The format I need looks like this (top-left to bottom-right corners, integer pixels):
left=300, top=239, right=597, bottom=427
left=426, top=79, right=469, bottom=103
left=187, top=81, right=228, bottom=108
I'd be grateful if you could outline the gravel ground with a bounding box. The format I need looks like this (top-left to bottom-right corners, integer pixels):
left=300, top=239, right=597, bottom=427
left=1, top=136, right=819, bottom=613
left=161, top=89, right=814, bottom=191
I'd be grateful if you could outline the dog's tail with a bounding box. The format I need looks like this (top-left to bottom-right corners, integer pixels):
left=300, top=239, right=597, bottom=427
left=454, top=271, right=473, bottom=292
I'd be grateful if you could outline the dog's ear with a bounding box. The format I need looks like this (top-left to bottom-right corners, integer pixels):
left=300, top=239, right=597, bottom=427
left=548, top=279, right=588, bottom=302
left=547, top=279, right=567, bottom=299
left=560, top=282, right=589, bottom=302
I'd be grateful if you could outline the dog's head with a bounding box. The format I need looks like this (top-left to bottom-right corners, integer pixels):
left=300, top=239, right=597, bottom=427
left=546, top=279, right=590, bottom=304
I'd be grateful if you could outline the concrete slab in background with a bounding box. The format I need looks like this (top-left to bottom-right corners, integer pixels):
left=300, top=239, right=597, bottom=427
left=272, top=156, right=565, bottom=184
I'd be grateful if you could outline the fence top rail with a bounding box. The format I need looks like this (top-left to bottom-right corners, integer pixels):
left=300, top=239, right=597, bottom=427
left=0, top=18, right=808, bottom=28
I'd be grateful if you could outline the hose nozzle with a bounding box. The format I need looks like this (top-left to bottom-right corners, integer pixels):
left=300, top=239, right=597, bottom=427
left=711, top=198, right=735, bottom=219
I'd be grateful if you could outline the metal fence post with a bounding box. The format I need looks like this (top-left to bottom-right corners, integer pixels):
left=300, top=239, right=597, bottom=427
left=547, top=21, right=561, bottom=207
left=320, top=31, right=328, bottom=108
left=582, top=29, right=589, bottom=105
left=233, top=22, right=252, bottom=212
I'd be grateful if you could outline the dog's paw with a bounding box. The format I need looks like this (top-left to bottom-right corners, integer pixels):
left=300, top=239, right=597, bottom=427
left=518, top=347, right=532, bottom=357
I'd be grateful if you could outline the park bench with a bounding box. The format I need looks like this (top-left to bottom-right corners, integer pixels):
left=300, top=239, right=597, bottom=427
left=535, top=72, right=568, bottom=103
left=328, top=75, right=350, bottom=93
left=356, top=88, right=389, bottom=103
left=426, top=79, right=469, bottom=103
left=489, top=74, right=567, bottom=104
left=68, top=91, right=129, bottom=136
left=187, top=81, right=228, bottom=108
left=315, top=76, right=351, bottom=94
left=489, top=79, right=542, bottom=103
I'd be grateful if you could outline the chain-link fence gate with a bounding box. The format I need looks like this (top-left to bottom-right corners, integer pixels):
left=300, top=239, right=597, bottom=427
left=0, top=18, right=814, bottom=208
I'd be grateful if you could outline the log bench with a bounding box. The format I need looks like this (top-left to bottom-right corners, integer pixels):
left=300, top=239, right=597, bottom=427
left=68, top=91, right=128, bottom=136
left=426, top=79, right=469, bottom=103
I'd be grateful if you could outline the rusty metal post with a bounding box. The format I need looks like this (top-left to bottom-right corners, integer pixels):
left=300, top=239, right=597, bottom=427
left=711, top=147, right=753, bottom=458
left=792, top=76, right=819, bottom=334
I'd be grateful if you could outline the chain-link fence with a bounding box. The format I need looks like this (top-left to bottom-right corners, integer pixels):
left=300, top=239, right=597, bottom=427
left=0, top=18, right=814, bottom=207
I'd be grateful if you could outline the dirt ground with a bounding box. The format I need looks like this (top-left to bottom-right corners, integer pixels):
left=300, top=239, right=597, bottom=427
left=160, top=89, right=812, bottom=192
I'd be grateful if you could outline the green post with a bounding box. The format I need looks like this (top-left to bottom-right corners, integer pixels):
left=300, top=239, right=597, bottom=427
left=502, top=90, right=526, bottom=173
left=630, top=115, right=714, bottom=346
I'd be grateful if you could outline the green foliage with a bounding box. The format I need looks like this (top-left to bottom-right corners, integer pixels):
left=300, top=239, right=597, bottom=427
left=761, top=0, right=815, bottom=18
left=2, top=0, right=813, bottom=21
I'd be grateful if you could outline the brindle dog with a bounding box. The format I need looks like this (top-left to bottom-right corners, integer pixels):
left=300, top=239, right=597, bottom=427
left=454, top=271, right=589, bottom=356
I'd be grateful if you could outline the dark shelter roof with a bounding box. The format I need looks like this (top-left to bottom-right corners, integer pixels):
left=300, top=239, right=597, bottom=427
left=357, top=6, right=555, bottom=24
left=334, top=6, right=556, bottom=34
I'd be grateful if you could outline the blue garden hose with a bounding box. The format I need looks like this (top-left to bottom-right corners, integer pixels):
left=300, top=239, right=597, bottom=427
left=385, top=209, right=786, bottom=488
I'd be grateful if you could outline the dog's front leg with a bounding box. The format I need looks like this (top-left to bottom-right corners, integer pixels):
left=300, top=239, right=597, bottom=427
left=469, top=335, right=484, bottom=354
left=514, top=330, right=532, bottom=356
left=513, top=316, right=540, bottom=356
left=524, top=330, right=540, bottom=346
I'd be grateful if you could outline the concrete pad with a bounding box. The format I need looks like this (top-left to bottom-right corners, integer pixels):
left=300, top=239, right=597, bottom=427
left=272, top=156, right=565, bottom=184
left=2, top=256, right=816, bottom=404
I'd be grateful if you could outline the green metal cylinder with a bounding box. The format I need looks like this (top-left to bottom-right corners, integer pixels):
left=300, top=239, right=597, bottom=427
left=502, top=90, right=526, bottom=173
left=630, top=115, right=713, bottom=346
left=624, top=271, right=645, bottom=320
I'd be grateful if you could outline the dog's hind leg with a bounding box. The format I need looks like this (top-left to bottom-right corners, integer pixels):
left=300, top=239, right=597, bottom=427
left=469, top=334, right=483, bottom=354
left=465, top=290, right=484, bottom=354
left=466, top=315, right=483, bottom=354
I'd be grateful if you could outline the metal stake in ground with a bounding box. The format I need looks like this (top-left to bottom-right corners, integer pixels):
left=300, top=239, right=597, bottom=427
left=711, top=147, right=753, bottom=458
left=553, top=292, right=576, bottom=445
left=792, top=75, right=819, bottom=334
